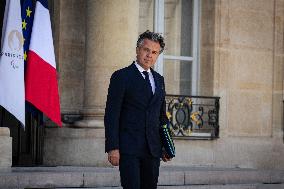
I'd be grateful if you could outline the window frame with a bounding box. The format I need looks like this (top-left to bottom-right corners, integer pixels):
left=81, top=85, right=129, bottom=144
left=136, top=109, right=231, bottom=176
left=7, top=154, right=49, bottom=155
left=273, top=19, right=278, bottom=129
left=154, top=0, right=201, bottom=95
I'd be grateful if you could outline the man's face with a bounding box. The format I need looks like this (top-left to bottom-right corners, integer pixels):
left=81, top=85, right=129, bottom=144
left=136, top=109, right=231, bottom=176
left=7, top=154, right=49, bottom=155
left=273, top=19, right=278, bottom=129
left=136, top=39, right=161, bottom=70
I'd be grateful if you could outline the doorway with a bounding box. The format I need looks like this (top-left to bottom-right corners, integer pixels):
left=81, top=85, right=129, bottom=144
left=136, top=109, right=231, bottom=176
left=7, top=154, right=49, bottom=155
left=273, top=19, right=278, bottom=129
left=0, top=107, right=44, bottom=167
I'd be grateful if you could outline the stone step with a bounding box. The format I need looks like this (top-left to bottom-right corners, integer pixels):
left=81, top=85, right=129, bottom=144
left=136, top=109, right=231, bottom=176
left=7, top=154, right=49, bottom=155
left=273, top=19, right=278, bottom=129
left=0, top=166, right=283, bottom=188
left=160, top=185, right=284, bottom=189
left=60, top=184, right=284, bottom=189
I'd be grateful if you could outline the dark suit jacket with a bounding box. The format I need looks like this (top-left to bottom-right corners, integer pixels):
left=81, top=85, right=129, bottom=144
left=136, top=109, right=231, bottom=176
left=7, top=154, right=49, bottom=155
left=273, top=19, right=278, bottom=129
left=104, top=62, right=168, bottom=158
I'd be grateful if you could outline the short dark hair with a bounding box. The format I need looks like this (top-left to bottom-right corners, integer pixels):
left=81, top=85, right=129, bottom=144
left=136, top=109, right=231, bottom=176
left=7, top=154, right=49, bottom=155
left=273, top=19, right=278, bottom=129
left=136, top=30, right=165, bottom=54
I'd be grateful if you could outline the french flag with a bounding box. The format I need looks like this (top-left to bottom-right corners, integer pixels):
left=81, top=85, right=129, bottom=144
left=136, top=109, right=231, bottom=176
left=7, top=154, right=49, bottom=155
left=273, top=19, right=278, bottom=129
left=25, top=0, right=62, bottom=126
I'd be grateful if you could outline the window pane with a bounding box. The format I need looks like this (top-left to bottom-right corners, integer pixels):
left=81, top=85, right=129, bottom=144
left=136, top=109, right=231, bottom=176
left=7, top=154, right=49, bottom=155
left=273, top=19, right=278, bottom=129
left=164, top=0, right=193, bottom=57
left=163, top=59, right=192, bottom=95
left=139, top=0, right=154, bottom=34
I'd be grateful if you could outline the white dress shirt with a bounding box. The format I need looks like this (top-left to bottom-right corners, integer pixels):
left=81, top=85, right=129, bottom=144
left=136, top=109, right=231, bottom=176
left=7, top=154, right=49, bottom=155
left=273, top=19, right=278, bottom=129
left=135, top=61, right=156, bottom=94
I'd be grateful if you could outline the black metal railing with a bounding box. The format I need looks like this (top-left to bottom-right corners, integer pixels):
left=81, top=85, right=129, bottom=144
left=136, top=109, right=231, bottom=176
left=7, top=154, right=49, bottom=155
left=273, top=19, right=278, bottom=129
left=165, top=95, right=220, bottom=140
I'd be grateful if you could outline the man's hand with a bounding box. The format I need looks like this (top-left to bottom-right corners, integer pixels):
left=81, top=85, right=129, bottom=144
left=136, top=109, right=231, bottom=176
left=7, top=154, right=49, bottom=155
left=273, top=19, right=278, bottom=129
left=108, top=149, right=120, bottom=166
left=162, top=152, right=172, bottom=162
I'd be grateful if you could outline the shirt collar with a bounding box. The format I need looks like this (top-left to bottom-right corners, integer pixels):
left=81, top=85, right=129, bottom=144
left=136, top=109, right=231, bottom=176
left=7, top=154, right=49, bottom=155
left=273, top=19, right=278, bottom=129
left=135, top=61, right=151, bottom=73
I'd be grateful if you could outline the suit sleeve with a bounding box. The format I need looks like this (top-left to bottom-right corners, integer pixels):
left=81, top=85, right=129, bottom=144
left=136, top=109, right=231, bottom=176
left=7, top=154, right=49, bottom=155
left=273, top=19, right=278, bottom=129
left=160, top=76, right=169, bottom=125
left=104, top=71, right=126, bottom=153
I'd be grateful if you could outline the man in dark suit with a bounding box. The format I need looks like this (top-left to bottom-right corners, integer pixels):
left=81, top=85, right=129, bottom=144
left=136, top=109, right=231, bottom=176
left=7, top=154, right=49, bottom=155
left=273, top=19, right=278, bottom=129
left=104, top=30, right=171, bottom=189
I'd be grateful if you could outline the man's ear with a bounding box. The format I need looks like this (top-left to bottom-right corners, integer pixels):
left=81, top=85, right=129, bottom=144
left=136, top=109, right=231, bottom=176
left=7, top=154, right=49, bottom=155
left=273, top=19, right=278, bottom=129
left=136, top=47, right=139, bottom=54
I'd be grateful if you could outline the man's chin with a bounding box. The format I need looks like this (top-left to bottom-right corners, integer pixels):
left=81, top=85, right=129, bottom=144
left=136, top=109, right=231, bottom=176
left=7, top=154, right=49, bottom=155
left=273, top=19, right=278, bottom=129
left=144, top=62, right=153, bottom=67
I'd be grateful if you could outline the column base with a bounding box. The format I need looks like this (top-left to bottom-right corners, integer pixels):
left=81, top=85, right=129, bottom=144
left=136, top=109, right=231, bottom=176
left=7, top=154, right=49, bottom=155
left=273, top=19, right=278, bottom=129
left=44, top=127, right=109, bottom=166
left=74, top=118, right=104, bottom=128
left=0, top=127, right=12, bottom=168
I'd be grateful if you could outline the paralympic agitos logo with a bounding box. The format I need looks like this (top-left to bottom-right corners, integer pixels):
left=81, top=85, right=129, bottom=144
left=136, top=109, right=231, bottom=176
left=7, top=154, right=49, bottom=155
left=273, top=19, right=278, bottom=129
left=0, top=29, right=24, bottom=69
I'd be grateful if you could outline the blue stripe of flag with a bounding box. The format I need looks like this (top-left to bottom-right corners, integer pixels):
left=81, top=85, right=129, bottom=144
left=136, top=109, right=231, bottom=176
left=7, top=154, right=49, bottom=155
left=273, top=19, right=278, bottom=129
left=21, top=0, right=34, bottom=65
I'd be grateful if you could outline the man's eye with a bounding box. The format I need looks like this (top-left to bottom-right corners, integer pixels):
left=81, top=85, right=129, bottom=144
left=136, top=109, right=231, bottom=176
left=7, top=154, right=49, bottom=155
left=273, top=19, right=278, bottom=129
left=144, top=48, right=150, bottom=52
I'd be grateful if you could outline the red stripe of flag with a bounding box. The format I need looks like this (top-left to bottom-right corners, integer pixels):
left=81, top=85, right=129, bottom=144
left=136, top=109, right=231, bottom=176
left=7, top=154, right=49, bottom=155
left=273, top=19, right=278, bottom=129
left=25, top=51, right=61, bottom=126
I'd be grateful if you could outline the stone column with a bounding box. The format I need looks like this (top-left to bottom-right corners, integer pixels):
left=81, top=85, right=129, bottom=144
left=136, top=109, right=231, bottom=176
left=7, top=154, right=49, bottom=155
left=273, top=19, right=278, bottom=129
left=44, top=0, right=139, bottom=166
left=0, top=127, right=12, bottom=168
left=76, top=0, right=139, bottom=127
left=54, top=0, right=86, bottom=117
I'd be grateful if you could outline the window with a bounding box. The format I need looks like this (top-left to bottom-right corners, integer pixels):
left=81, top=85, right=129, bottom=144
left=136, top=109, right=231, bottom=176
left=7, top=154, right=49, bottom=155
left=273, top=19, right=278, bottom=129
left=139, top=0, right=201, bottom=95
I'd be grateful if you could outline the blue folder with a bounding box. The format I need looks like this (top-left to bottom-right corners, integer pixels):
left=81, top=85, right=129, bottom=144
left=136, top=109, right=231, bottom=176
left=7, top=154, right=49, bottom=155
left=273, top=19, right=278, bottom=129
left=160, top=123, right=175, bottom=158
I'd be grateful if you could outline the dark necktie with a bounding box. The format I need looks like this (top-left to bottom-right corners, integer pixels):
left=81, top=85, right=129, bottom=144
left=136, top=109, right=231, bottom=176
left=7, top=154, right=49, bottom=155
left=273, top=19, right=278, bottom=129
left=142, top=71, right=153, bottom=98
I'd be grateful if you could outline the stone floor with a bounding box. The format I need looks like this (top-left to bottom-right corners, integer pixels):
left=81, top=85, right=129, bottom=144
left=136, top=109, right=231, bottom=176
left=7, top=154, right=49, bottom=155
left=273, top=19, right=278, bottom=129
left=0, top=166, right=283, bottom=189
left=60, top=185, right=284, bottom=189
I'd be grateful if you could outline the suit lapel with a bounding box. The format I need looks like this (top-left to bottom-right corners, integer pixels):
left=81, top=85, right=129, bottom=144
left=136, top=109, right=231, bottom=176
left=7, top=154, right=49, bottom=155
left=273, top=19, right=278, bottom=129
left=129, top=63, right=152, bottom=104
left=130, top=62, right=146, bottom=86
left=130, top=63, right=163, bottom=106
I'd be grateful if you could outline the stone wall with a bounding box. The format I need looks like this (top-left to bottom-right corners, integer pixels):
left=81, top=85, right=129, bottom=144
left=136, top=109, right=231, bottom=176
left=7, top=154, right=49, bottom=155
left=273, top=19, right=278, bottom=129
left=166, top=0, right=284, bottom=169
